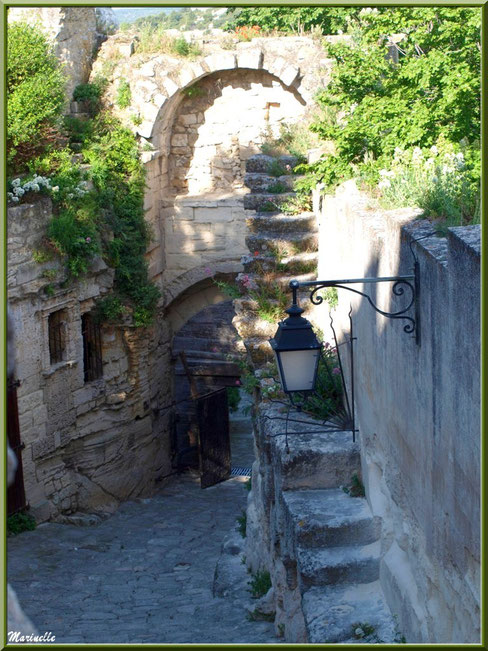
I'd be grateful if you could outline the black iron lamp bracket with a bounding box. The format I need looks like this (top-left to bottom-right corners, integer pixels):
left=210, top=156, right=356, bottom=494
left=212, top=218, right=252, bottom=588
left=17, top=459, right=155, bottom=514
left=295, top=259, right=420, bottom=345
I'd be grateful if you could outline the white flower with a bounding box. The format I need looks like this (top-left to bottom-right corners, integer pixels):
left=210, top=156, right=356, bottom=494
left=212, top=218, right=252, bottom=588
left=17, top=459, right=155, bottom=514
left=378, top=179, right=391, bottom=190
left=67, top=193, right=74, bottom=199
left=442, top=165, right=453, bottom=175
left=430, top=145, right=438, bottom=155
left=412, top=147, right=423, bottom=163
left=52, top=186, right=59, bottom=193
left=11, top=196, right=20, bottom=203
left=12, top=178, right=21, bottom=187
left=13, top=186, right=25, bottom=196
left=7, top=192, right=14, bottom=200
left=379, top=169, right=395, bottom=178
left=425, top=158, right=435, bottom=169
left=32, top=183, right=40, bottom=192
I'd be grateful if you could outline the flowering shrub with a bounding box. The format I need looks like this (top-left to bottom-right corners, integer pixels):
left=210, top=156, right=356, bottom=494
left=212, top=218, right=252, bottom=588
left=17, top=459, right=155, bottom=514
left=233, top=25, right=261, bottom=41
left=376, top=141, right=480, bottom=226
left=7, top=174, right=89, bottom=204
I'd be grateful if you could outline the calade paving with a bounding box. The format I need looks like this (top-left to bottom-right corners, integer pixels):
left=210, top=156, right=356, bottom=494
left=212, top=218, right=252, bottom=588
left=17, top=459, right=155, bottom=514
left=8, top=397, right=279, bottom=645
left=8, top=473, right=279, bottom=645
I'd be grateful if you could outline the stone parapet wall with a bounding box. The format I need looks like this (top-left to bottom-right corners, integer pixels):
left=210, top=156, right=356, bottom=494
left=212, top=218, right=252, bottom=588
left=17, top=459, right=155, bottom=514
left=314, top=180, right=480, bottom=643
left=8, top=199, right=173, bottom=522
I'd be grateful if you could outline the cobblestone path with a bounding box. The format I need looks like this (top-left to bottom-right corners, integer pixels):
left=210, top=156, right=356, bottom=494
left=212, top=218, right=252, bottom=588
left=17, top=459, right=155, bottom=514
left=8, top=396, right=278, bottom=644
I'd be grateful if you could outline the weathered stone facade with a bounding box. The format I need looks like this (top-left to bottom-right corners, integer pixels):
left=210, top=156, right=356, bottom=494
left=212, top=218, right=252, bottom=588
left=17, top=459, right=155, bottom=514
left=8, top=198, right=173, bottom=522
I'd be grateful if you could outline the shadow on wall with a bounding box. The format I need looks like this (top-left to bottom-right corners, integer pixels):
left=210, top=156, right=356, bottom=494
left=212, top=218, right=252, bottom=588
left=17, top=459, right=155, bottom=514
left=322, top=201, right=480, bottom=642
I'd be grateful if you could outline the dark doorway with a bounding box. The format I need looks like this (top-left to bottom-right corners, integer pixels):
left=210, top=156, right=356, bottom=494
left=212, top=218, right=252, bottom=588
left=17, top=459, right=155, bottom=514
left=7, top=379, right=27, bottom=515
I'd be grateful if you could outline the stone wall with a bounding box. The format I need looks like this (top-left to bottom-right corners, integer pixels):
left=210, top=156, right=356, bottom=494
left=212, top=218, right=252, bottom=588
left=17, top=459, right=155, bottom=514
left=90, top=33, right=332, bottom=309
left=314, top=180, right=480, bottom=642
left=8, top=198, right=173, bottom=522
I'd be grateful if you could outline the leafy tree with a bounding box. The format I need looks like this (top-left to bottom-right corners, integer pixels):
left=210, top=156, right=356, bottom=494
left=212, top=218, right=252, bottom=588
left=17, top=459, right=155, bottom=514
left=7, top=22, right=66, bottom=171
left=224, top=7, right=358, bottom=34
left=302, top=7, right=481, bottom=193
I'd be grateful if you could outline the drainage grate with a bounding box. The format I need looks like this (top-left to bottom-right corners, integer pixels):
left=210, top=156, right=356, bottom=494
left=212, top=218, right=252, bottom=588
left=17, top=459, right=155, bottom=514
left=230, top=466, right=252, bottom=477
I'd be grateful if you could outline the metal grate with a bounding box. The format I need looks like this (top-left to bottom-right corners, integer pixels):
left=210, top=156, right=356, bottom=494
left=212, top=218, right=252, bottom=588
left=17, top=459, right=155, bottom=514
left=48, top=309, right=66, bottom=364
left=82, top=312, right=103, bottom=382
left=230, top=466, right=252, bottom=477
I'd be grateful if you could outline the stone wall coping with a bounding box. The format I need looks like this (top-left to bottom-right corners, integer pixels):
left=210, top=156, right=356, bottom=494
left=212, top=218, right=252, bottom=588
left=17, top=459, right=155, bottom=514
left=161, top=191, right=247, bottom=208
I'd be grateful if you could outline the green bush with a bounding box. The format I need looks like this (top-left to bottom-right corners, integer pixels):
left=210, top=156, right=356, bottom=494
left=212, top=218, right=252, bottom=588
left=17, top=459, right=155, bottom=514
left=7, top=22, right=66, bottom=171
left=72, top=79, right=105, bottom=115
left=7, top=511, right=36, bottom=535
left=171, top=36, right=202, bottom=58
left=248, top=570, right=272, bottom=598
left=227, top=386, right=241, bottom=412
left=116, top=79, right=131, bottom=108
left=47, top=206, right=100, bottom=277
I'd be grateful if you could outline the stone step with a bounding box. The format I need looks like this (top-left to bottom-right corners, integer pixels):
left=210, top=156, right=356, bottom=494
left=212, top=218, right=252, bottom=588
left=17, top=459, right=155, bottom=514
left=244, top=172, right=296, bottom=193
left=242, top=251, right=318, bottom=275
left=262, top=403, right=360, bottom=490
left=232, top=315, right=280, bottom=340
left=172, top=335, right=238, bottom=354
left=245, top=153, right=299, bottom=173
left=233, top=295, right=313, bottom=318
left=283, top=488, right=381, bottom=550
left=244, top=192, right=296, bottom=212
left=243, top=337, right=275, bottom=366
left=245, top=231, right=318, bottom=254
left=174, top=358, right=240, bottom=378
left=298, top=540, right=381, bottom=590
left=246, top=212, right=317, bottom=234
left=303, top=581, right=398, bottom=643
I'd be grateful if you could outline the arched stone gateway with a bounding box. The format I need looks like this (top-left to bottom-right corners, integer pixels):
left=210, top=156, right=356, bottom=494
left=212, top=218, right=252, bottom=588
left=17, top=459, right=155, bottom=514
left=91, top=34, right=332, bottom=308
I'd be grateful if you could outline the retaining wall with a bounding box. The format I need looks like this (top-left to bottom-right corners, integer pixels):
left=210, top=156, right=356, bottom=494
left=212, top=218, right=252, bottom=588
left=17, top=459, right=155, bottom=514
left=314, top=180, right=480, bottom=643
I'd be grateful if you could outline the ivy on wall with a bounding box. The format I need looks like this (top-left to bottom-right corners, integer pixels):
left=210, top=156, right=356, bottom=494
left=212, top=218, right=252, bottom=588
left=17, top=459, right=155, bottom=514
left=7, top=22, right=160, bottom=327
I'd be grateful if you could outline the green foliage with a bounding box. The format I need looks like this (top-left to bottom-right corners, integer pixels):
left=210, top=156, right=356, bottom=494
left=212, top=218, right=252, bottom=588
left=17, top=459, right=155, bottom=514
left=95, top=295, right=126, bottom=323
left=171, top=36, right=202, bottom=58
left=267, top=160, right=287, bottom=177
left=7, top=511, right=36, bottom=535
left=248, top=570, right=272, bottom=599
left=301, top=7, right=480, bottom=219
left=72, top=79, right=105, bottom=115
left=213, top=278, right=242, bottom=300
left=47, top=205, right=100, bottom=277
left=83, top=114, right=161, bottom=327
left=266, top=181, right=289, bottom=194
left=226, top=386, right=241, bottom=412
left=299, top=341, right=346, bottom=423
left=7, top=22, right=66, bottom=171
left=225, top=7, right=358, bottom=34
left=237, top=510, right=247, bottom=537
left=377, top=142, right=480, bottom=226
left=116, top=80, right=131, bottom=108
left=182, top=85, right=205, bottom=99
left=343, top=473, right=366, bottom=498
left=63, top=116, right=94, bottom=146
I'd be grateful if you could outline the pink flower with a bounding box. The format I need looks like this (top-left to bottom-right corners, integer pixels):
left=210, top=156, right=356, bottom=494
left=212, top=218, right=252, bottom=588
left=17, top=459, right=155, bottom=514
left=204, top=267, right=212, bottom=275
left=235, top=379, right=241, bottom=385
left=85, top=237, right=91, bottom=243
left=212, top=346, right=218, bottom=352
left=332, top=367, right=341, bottom=375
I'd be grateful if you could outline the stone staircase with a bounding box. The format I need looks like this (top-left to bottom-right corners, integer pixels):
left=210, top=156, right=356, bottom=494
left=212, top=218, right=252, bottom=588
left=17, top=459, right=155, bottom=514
left=233, top=154, right=318, bottom=368
left=263, top=406, right=399, bottom=643
left=234, top=153, right=399, bottom=644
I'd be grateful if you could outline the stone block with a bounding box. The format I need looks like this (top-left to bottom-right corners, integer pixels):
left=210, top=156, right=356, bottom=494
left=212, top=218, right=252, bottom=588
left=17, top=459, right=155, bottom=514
left=33, top=404, right=48, bottom=425
left=237, top=48, right=264, bottom=70
left=162, top=76, right=180, bottom=97
left=137, top=121, right=154, bottom=139
left=17, top=389, right=44, bottom=416
left=171, top=134, right=188, bottom=147
left=204, top=52, right=236, bottom=71
left=193, top=207, right=234, bottom=223
left=280, top=65, right=300, bottom=87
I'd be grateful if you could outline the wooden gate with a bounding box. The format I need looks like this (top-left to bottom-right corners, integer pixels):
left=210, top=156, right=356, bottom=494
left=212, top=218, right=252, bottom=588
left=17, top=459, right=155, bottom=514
left=7, top=379, right=27, bottom=515
left=196, top=388, right=231, bottom=488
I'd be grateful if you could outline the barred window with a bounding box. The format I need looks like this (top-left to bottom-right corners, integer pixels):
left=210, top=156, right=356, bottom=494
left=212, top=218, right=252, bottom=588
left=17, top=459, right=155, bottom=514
left=48, top=310, right=66, bottom=364
left=82, top=312, right=103, bottom=382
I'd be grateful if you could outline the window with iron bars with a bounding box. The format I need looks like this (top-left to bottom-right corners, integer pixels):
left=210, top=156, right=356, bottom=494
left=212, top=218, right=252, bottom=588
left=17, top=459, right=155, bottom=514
left=81, top=312, right=103, bottom=382
left=48, top=309, right=66, bottom=364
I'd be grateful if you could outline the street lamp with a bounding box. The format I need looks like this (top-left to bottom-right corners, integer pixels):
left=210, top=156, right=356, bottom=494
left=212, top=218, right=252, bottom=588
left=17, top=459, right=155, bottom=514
left=269, top=280, right=322, bottom=394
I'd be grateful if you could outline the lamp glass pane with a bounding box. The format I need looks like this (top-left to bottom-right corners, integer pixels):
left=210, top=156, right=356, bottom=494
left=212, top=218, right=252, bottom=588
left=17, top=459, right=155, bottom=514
left=277, top=349, right=320, bottom=392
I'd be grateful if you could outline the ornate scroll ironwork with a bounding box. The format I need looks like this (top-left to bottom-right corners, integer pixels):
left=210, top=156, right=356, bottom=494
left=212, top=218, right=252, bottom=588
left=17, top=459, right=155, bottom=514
left=300, top=267, right=419, bottom=344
